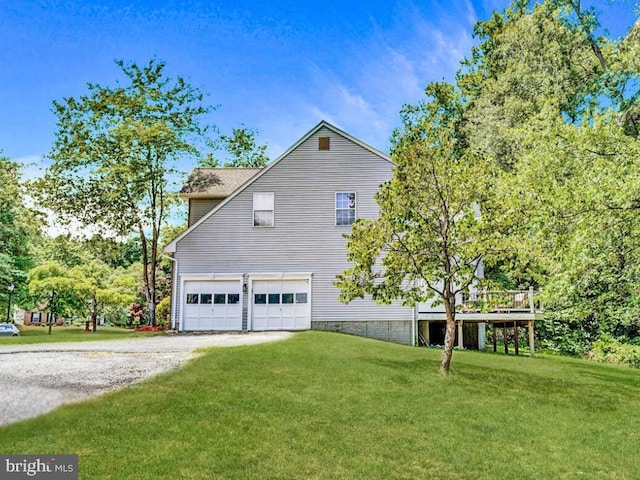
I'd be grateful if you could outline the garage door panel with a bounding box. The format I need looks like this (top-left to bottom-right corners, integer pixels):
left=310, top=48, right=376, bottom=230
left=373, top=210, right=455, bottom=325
left=183, top=280, right=242, bottom=331
left=251, top=278, right=310, bottom=331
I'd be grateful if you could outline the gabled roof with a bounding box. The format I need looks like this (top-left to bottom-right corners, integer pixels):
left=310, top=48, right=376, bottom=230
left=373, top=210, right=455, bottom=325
left=179, top=168, right=262, bottom=199
left=165, top=120, right=391, bottom=253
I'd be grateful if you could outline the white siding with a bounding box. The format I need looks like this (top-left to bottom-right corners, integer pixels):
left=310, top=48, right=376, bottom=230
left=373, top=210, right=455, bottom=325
left=188, top=198, right=222, bottom=226
left=173, top=126, right=412, bottom=334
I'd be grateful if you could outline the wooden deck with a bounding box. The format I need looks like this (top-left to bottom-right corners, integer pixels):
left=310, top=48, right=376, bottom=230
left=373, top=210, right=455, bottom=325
left=417, top=288, right=544, bottom=355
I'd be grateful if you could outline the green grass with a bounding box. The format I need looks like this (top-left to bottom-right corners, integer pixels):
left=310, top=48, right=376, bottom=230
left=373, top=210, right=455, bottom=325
left=2, top=331, right=639, bottom=479
left=0, top=325, right=161, bottom=344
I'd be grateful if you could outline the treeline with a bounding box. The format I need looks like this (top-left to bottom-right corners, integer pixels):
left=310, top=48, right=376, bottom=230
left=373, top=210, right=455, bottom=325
left=337, top=0, right=640, bottom=371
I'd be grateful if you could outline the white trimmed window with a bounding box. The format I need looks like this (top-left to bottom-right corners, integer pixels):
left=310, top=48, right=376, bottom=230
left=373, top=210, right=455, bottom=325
left=336, top=192, right=356, bottom=226
left=253, top=192, right=274, bottom=227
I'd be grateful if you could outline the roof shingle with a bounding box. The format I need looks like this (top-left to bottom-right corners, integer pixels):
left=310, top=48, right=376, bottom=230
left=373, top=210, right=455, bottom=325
left=179, top=168, right=262, bottom=198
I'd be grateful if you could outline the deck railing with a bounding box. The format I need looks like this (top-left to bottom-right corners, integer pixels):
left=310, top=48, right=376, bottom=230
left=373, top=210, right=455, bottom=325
left=459, top=288, right=542, bottom=314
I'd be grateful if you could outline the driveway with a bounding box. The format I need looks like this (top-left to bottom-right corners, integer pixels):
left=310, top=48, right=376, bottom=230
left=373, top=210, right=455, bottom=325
left=0, top=332, right=293, bottom=427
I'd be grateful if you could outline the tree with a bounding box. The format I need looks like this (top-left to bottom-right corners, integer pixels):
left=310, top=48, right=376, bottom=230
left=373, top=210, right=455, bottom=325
left=27, top=262, right=83, bottom=327
left=458, top=0, right=640, bottom=353
left=199, top=126, right=269, bottom=168
left=69, top=261, right=136, bottom=331
left=336, top=83, right=501, bottom=374
left=0, top=155, right=37, bottom=313
left=28, top=260, right=137, bottom=331
left=34, top=234, right=142, bottom=270
left=34, top=59, right=210, bottom=325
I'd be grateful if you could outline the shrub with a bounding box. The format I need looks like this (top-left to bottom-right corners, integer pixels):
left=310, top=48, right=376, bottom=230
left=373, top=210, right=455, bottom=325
left=589, top=335, right=640, bottom=368
left=155, top=296, right=170, bottom=328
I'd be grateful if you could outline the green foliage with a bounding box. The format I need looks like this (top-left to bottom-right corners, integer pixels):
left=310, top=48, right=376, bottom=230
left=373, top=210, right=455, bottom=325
left=336, top=83, right=505, bottom=372
left=458, top=1, right=640, bottom=355
left=34, top=59, right=211, bottom=325
left=0, top=155, right=38, bottom=310
left=27, top=262, right=83, bottom=317
left=590, top=334, right=640, bottom=368
left=34, top=234, right=142, bottom=269
left=27, top=260, right=137, bottom=324
left=155, top=296, right=170, bottom=327
left=200, top=126, right=269, bottom=168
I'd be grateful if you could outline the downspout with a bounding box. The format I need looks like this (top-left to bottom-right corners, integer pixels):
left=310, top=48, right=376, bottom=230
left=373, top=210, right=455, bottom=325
left=162, top=254, right=179, bottom=332
left=412, top=303, right=417, bottom=347
left=411, top=279, right=417, bottom=347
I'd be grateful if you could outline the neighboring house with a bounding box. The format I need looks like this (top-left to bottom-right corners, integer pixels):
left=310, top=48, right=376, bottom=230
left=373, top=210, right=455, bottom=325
left=166, top=120, right=543, bottom=348
left=23, top=310, right=63, bottom=326
left=165, top=120, right=415, bottom=344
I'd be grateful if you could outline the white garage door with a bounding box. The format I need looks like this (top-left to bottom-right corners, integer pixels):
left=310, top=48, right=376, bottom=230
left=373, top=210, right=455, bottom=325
left=183, top=280, right=242, bottom=331
left=251, top=278, right=311, bottom=331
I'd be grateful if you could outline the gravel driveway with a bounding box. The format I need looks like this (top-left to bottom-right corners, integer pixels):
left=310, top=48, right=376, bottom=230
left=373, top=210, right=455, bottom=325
left=0, top=332, right=292, bottom=427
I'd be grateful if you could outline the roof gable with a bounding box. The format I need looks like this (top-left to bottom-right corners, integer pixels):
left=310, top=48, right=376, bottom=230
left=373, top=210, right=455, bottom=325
left=165, top=120, right=390, bottom=253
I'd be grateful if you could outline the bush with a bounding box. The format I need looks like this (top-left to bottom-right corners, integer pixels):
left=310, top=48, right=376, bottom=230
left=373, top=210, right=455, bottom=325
left=589, top=335, right=640, bottom=368
left=155, top=296, right=170, bottom=328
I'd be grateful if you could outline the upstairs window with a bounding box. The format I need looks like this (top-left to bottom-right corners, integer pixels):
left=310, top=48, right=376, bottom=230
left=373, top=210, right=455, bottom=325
left=253, top=192, right=274, bottom=227
left=336, top=192, right=356, bottom=226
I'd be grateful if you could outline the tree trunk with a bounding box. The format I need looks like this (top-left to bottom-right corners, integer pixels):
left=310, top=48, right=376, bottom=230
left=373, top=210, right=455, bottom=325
left=91, top=297, right=98, bottom=332
left=440, top=294, right=457, bottom=374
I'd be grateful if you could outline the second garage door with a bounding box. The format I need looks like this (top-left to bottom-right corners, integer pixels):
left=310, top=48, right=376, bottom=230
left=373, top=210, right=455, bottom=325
left=183, top=280, right=242, bottom=331
left=251, top=278, right=311, bottom=331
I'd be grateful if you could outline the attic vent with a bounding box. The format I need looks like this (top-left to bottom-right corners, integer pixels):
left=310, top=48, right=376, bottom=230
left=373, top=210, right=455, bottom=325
left=318, top=136, right=330, bottom=150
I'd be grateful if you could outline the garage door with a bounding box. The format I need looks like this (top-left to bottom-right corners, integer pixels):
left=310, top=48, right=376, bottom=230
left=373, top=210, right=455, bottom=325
left=251, top=278, right=310, bottom=331
left=183, top=280, right=242, bottom=331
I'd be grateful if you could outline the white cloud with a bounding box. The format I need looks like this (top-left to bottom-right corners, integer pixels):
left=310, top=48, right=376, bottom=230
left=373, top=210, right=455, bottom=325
left=295, top=0, right=478, bottom=152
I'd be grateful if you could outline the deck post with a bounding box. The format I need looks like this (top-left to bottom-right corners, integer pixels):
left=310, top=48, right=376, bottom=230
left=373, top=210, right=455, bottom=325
left=528, top=319, right=535, bottom=357
left=529, top=286, right=535, bottom=313
left=504, top=323, right=508, bottom=354
left=492, top=324, right=497, bottom=352
left=514, top=322, right=519, bottom=355
left=457, top=320, right=464, bottom=349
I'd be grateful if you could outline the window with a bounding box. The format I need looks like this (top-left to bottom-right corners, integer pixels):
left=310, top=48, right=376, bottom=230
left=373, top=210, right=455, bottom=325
left=295, top=293, right=308, bottom=304
left=336, top=192, right=356, bottom=225
left=318, top=136, right=330, bottom=150
left=254, top=293, right=267, bottom=304
left=282, top=293, right=294, bottom=304
left=186, top=294, right=199, bottom=304
left=200, top=294, right=212, bottom=304
left=268, top=293, right=281, bottom=304
left=253, top=192, right=274, bottom=227
left=214, top=293, right=226, bottom=304
left=228, top=294, right=240, bottom=305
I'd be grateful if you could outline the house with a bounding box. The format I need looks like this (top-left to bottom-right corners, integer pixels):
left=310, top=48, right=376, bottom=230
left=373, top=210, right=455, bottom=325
left=165, top=120, right=543, bottom=349
left=165, top=120, right=415, bottom=344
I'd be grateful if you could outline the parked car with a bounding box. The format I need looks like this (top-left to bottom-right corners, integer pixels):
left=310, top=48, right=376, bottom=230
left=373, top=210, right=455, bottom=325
left=0, top=323, right=20, bottom=336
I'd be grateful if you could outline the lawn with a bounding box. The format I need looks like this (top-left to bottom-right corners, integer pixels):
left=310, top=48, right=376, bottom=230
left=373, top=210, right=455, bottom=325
left=0, top=325, right=161, bottom=344
left=1, top=331, right=639, bottom=479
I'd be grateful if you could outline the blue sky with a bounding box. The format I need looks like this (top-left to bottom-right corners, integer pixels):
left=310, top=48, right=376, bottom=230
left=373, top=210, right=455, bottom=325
left=1, top=0, right=637, bottom=179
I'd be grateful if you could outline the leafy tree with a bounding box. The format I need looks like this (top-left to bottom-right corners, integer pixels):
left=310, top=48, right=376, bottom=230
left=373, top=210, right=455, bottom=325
left=459, top=0, right=640, bottom=353
left=458, top=1, right=606, bottom=169
left=34, top=59, right=210, bottom=325
left=336, top=83, right=501, bottom=374
left=27, top=260, right=137, bottom=331
left=27, top=262, right=83, bottom=323
left=0, top=155, right=37, bottom=313
left=69, top=261, right=136, bottom=331
left=200, top=126, right=269, bottom=168
left=35, top=234, right=142, bottom=270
